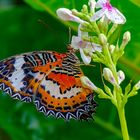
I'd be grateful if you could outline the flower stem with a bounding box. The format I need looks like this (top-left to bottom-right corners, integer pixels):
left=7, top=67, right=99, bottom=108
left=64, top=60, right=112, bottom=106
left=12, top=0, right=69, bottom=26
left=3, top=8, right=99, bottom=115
left=117, top=107, right=130, bottom=140
left=101, top=37, right=130, bottom=140
left=102, top=40, right=118, bottom=82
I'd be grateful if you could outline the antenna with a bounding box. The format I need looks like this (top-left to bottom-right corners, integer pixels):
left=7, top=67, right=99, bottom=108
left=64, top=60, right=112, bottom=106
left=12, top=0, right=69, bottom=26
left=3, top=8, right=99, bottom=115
left=38, top=19, right=48, bottom=28
left=69, top=27, right=72, bottom=44
left=37, top=19, right=56, bottom=35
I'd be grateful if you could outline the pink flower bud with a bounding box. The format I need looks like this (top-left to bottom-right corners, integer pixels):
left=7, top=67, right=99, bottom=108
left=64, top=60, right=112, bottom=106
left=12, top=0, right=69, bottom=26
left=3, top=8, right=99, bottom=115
left=117, top=70, right=125, bottom=84
left=103, top=68, right=116, bottom=85
left=81, top=76, right=98, bottom=91
left=56, top=8, right=84, bottom=24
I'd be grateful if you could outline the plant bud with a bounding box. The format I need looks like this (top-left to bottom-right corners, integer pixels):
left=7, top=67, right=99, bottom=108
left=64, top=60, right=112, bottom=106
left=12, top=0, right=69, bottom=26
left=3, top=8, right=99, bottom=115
left=82, top=5, right=88, bottom=13
left=80, top=76, right=98, bottom=91
left=99, top=33, right=107, bottom=46
left=109, top=45, right=115, bottom=53
left=88, top=0, right=96, bottom=12
left=134, top=81, right=140, bottom=90
left=56, top=8, right=84, bottom=24
left=103, top=68, right=116, bottom=85
left=123, top=31, right=131, bottom=44
left=117, top=70, right=125, bottom=84
left=120, top=31, right=131, bottom=50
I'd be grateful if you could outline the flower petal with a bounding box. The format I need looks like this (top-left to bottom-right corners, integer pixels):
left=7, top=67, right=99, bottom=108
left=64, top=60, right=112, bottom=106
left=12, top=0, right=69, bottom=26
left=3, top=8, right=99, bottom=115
left=85, top=42, right=102, bottom=52
left=105, top=8, right=126, bottom=24
left=71, top=36, right=82, bottom=50
left=96, top=0, right=108, bottom=8
left=91, top=43, right=102, bottom=52
left=79, top=48, right=91, bottom=65
left=78, top=24, right=88, bottom=37
left=91, top=9, right=106, bottom=21
left=56, top=8, right=84, bottom=24
left=71, top=35, right=88, bottom=50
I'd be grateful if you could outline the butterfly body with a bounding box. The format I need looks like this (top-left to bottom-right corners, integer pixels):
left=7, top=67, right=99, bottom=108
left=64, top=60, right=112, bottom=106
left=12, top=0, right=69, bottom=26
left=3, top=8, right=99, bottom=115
left=0, top=50, right=96, bottom=120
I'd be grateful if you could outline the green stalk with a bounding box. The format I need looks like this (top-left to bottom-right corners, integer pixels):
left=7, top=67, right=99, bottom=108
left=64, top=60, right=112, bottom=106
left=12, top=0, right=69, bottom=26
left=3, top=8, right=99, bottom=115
left=102, top=42, right=118, bottom=82
left=117, top=107, right=130, bottom=140
left=102, top=38, right=130, bottom=140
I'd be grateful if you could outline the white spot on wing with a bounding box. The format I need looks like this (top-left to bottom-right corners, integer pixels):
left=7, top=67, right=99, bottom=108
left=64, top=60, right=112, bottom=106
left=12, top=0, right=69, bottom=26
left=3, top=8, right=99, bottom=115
left=13, top=57, right=25, bottom=70
left=40, top=79, right=82, bottom=99
left=8, top=57, right=26, bottom=91
left=9, top=70, right=25, bottom=91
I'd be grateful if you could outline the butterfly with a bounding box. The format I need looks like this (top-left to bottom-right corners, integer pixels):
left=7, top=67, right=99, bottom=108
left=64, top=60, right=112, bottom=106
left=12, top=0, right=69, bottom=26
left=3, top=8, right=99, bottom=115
left=0, top=46, right=96, bottom=120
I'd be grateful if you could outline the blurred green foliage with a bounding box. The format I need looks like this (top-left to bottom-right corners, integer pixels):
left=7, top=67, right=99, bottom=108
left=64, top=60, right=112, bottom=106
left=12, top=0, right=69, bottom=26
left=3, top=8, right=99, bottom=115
left=129, top=0, right=140, bottom=7
left=0, top=0, right=140, bottom=140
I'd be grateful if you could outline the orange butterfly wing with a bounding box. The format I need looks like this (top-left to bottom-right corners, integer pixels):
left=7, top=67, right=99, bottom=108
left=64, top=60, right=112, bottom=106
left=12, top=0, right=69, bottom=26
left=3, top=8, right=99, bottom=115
left=0, top=51, right=96, bottom=120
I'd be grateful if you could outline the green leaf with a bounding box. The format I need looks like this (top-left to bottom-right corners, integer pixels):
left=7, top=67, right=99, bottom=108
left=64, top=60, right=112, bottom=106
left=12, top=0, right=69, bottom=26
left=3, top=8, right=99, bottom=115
left=125, top=83, right=132, bottom=95
left=104, top=84, right=112, bottom=97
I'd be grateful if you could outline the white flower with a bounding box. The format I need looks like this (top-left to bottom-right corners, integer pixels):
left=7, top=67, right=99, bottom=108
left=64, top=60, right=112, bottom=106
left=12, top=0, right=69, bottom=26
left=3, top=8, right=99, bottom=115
left=91, top=0, right=126, bottom=24
left=56, top=8, right=84, bottom=24
left=71, top=25, right=102, bottom=65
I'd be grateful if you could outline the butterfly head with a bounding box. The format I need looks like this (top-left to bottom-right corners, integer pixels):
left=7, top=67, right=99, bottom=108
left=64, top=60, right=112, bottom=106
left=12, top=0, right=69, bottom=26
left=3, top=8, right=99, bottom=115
left=67, top=44, right=77, bottom=53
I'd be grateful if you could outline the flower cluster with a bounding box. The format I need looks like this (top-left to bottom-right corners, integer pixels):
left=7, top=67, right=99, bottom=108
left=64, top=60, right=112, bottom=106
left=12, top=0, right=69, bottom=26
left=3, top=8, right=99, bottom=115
left=56, top=0, right=140, bottom=102
left=57, top=0, right=126, bottom=65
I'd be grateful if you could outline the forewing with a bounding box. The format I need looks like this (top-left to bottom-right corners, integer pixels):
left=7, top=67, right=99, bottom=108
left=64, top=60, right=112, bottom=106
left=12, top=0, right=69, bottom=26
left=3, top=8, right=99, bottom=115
left=0, top=51, right=64, bottom=102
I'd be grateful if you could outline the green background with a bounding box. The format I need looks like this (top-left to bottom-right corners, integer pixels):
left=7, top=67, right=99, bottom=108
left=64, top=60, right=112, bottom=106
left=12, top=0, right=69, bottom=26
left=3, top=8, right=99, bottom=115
left=0, top=0, right=140, bottom=140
